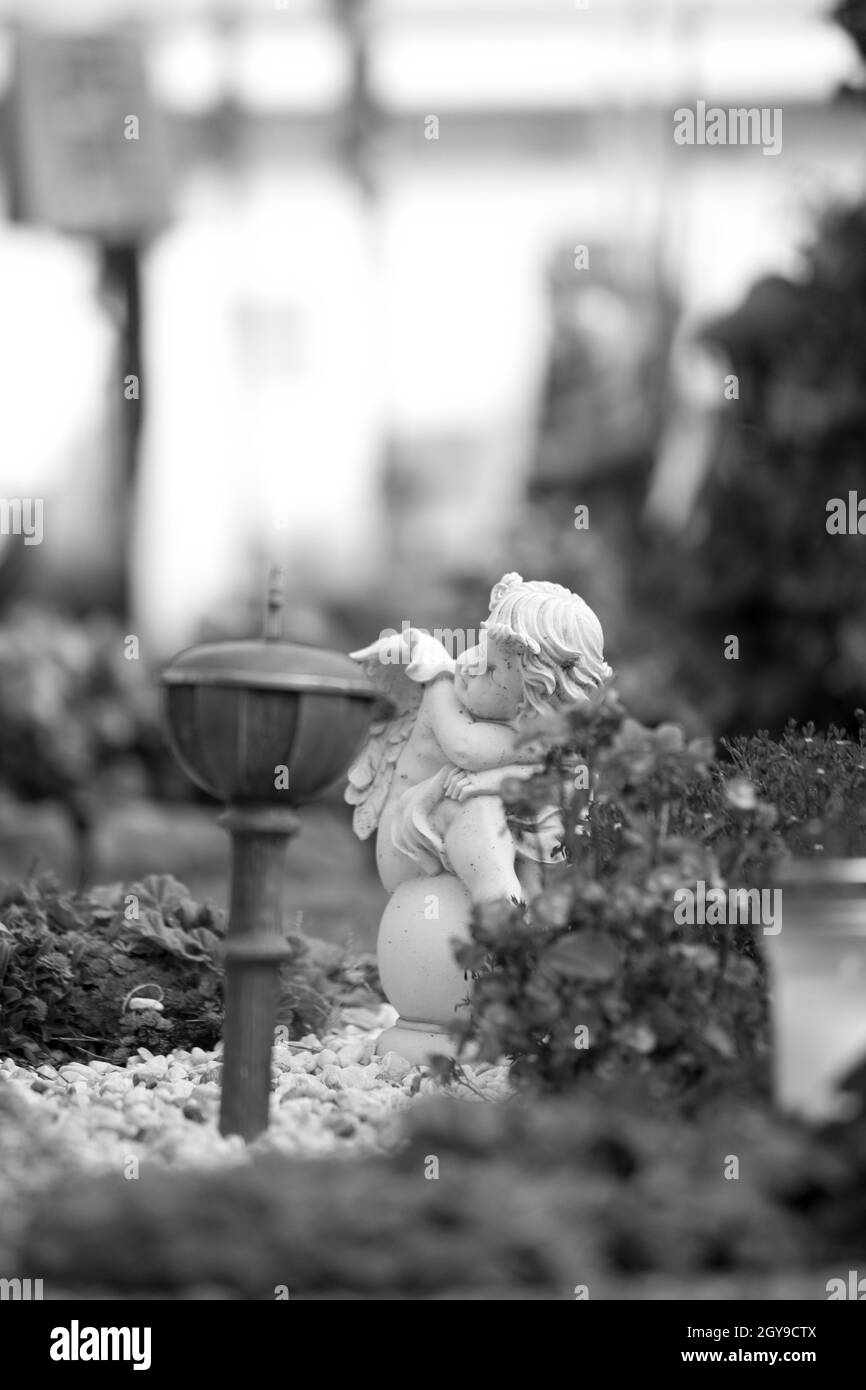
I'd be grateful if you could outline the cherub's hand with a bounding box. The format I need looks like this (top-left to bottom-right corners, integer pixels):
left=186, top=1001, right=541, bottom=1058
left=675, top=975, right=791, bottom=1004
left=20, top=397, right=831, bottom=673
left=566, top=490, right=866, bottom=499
left=406, top=631, right=456, bottom=684
left=444, top=768, right=496, bottom=802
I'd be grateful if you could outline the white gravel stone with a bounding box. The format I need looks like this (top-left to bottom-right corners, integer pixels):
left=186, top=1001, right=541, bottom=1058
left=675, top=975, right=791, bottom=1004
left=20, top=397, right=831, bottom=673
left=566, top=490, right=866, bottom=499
left=278, top=1074, right=332, bottom=1103
left=379, top=1051, right=413, bottom=1083
left=191, top=1082, right=221, bottom=1102
left=100, top=1074, right=133, bottom=1095
left=163, top=1080, right=195, bottom=1102
left=1, top=1002, right=511, bottom=1179
left=59, top=1063, right=95, bottom=1080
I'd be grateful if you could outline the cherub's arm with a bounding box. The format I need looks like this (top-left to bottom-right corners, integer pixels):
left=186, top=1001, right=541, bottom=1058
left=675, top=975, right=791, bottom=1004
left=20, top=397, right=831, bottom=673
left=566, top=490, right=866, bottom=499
left=422, top=676, right=519, bottom=771
left=443, top=762, right=544, bottom=802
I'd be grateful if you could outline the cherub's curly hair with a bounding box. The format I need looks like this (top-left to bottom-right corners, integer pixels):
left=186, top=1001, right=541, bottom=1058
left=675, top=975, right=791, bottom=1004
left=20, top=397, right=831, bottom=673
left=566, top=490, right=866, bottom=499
left=482, top=572, right=612, bottom=718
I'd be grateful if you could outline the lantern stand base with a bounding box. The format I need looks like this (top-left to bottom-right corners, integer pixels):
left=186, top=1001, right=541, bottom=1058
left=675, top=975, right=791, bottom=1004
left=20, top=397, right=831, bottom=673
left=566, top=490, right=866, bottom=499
left=218, top=804, right=299, bottom=1142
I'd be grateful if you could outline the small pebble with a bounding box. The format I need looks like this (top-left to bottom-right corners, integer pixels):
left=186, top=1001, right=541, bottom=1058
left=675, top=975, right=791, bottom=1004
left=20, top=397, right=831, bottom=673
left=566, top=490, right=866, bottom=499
left=379, top=1051, right=412, bottom=1083
left=164, top=1080, right=195, bottom=1102
left=339, top=1064, right=381, bottom=1092
left=100, top=1074, right=133, bottom=1095
left=279, top=1075, right=331, bottom=1102
left=58, top=1066, right=89, bottom=1083
left=191, top=1083, right=221, bottom=1102
left=326, top=1115, right=357, bottom=1138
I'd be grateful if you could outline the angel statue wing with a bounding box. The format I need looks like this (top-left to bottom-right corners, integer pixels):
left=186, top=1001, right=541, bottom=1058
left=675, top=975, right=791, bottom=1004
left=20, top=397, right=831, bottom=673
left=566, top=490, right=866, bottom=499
left=344, top=628, right=455, bottom=840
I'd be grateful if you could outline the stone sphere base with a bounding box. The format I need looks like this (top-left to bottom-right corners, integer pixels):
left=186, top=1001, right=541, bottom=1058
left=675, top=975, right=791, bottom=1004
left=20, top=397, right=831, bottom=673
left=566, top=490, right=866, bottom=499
left=375, top=873, right=473, bottom=1065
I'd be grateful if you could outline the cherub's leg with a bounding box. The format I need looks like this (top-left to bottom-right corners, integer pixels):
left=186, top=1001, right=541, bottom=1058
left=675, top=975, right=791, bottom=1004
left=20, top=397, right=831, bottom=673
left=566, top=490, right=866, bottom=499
left=435, top=795, right=523, bottom=905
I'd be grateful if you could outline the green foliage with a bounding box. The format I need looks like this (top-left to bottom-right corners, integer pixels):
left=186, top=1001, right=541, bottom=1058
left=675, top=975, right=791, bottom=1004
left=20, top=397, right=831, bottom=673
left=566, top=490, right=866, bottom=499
left=455, top=693, right=866, bottom=1100
left=10, top=1089, right=865, bottom=1298
left=722, top=713, right=866, bottom=860
left=0, top=873, right=381, bottom=1065
left=0, top=874, right=223, bottom=1063
left=0, top=605, right=188, bottom=881
left=0, top=606, right=160, bottom=806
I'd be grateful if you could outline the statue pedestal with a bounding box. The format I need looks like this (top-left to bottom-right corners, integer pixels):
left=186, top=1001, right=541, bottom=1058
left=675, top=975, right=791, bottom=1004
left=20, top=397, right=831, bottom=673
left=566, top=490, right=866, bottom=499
left=374, top=873, right=473, bottom=1066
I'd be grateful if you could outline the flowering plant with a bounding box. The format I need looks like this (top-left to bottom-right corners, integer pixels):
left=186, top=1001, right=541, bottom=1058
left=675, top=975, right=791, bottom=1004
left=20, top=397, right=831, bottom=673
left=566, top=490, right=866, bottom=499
left=453, top=697, right=863, bottom=1102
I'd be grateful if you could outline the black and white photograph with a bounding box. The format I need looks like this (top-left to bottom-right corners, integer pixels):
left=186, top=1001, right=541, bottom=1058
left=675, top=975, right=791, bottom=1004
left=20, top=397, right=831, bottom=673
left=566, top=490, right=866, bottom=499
left=1, top=0, right=866, bottom=1341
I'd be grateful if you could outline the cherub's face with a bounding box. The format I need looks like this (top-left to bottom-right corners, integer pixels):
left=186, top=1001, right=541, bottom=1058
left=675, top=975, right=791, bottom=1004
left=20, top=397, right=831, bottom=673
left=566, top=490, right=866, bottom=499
left=454, top=635, right=524, bottom=721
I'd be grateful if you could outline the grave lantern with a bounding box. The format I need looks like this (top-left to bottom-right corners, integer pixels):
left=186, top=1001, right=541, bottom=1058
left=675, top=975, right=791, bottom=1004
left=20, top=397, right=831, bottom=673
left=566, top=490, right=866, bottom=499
left=160, top=569, right=383, bottom=1141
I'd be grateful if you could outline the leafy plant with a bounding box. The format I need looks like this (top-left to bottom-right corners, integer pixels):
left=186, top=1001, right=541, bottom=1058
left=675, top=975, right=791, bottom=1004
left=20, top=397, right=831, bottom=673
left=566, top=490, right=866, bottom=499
left=0, top=873, right=381, bottom=1065
left=722, top=713, right=866, bottom=860
left=454, top=694, right=866, bottom=1101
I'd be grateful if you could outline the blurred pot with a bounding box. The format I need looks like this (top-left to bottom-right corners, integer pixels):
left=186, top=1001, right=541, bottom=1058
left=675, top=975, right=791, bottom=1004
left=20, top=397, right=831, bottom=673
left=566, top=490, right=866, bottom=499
left=766, top=858, right=866, bottom=1121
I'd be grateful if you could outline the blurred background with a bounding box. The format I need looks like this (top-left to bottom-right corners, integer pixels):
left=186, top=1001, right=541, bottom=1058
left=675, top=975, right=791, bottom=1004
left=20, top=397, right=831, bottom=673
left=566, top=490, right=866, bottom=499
left=1, top=0, right=866, bottom=944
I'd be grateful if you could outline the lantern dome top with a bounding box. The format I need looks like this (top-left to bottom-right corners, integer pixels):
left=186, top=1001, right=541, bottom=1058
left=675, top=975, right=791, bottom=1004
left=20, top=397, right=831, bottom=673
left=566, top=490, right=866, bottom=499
left=161, top=638, right=380, bottom=698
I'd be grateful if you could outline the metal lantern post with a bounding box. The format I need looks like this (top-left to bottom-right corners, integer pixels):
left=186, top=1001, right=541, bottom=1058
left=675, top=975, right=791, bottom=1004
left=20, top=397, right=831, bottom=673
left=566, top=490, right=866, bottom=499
left=217, top=801, right=300, bottom=1140
left=160, top=570, right=383, bottom=1141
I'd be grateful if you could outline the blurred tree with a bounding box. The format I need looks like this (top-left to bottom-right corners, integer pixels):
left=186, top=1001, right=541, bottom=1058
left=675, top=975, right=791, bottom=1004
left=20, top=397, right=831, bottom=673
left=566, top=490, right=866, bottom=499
left=516, top=207, right=866, bottom=736
left=662, top=203, right=866, bottom=733
left=99, top=243, right=143, bottom=621
left=836, top=0, right=866, bottom=66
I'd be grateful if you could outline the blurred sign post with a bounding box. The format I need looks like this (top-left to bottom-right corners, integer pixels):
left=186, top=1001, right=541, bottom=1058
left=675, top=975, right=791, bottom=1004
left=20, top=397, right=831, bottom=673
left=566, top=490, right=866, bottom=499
left=9, top=28, right=172, bottom=616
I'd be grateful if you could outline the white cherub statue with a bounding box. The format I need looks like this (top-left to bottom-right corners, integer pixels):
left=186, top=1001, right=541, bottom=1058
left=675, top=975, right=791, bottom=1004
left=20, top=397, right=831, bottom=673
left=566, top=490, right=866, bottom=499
left=346, top=572, right=612, bottom=909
